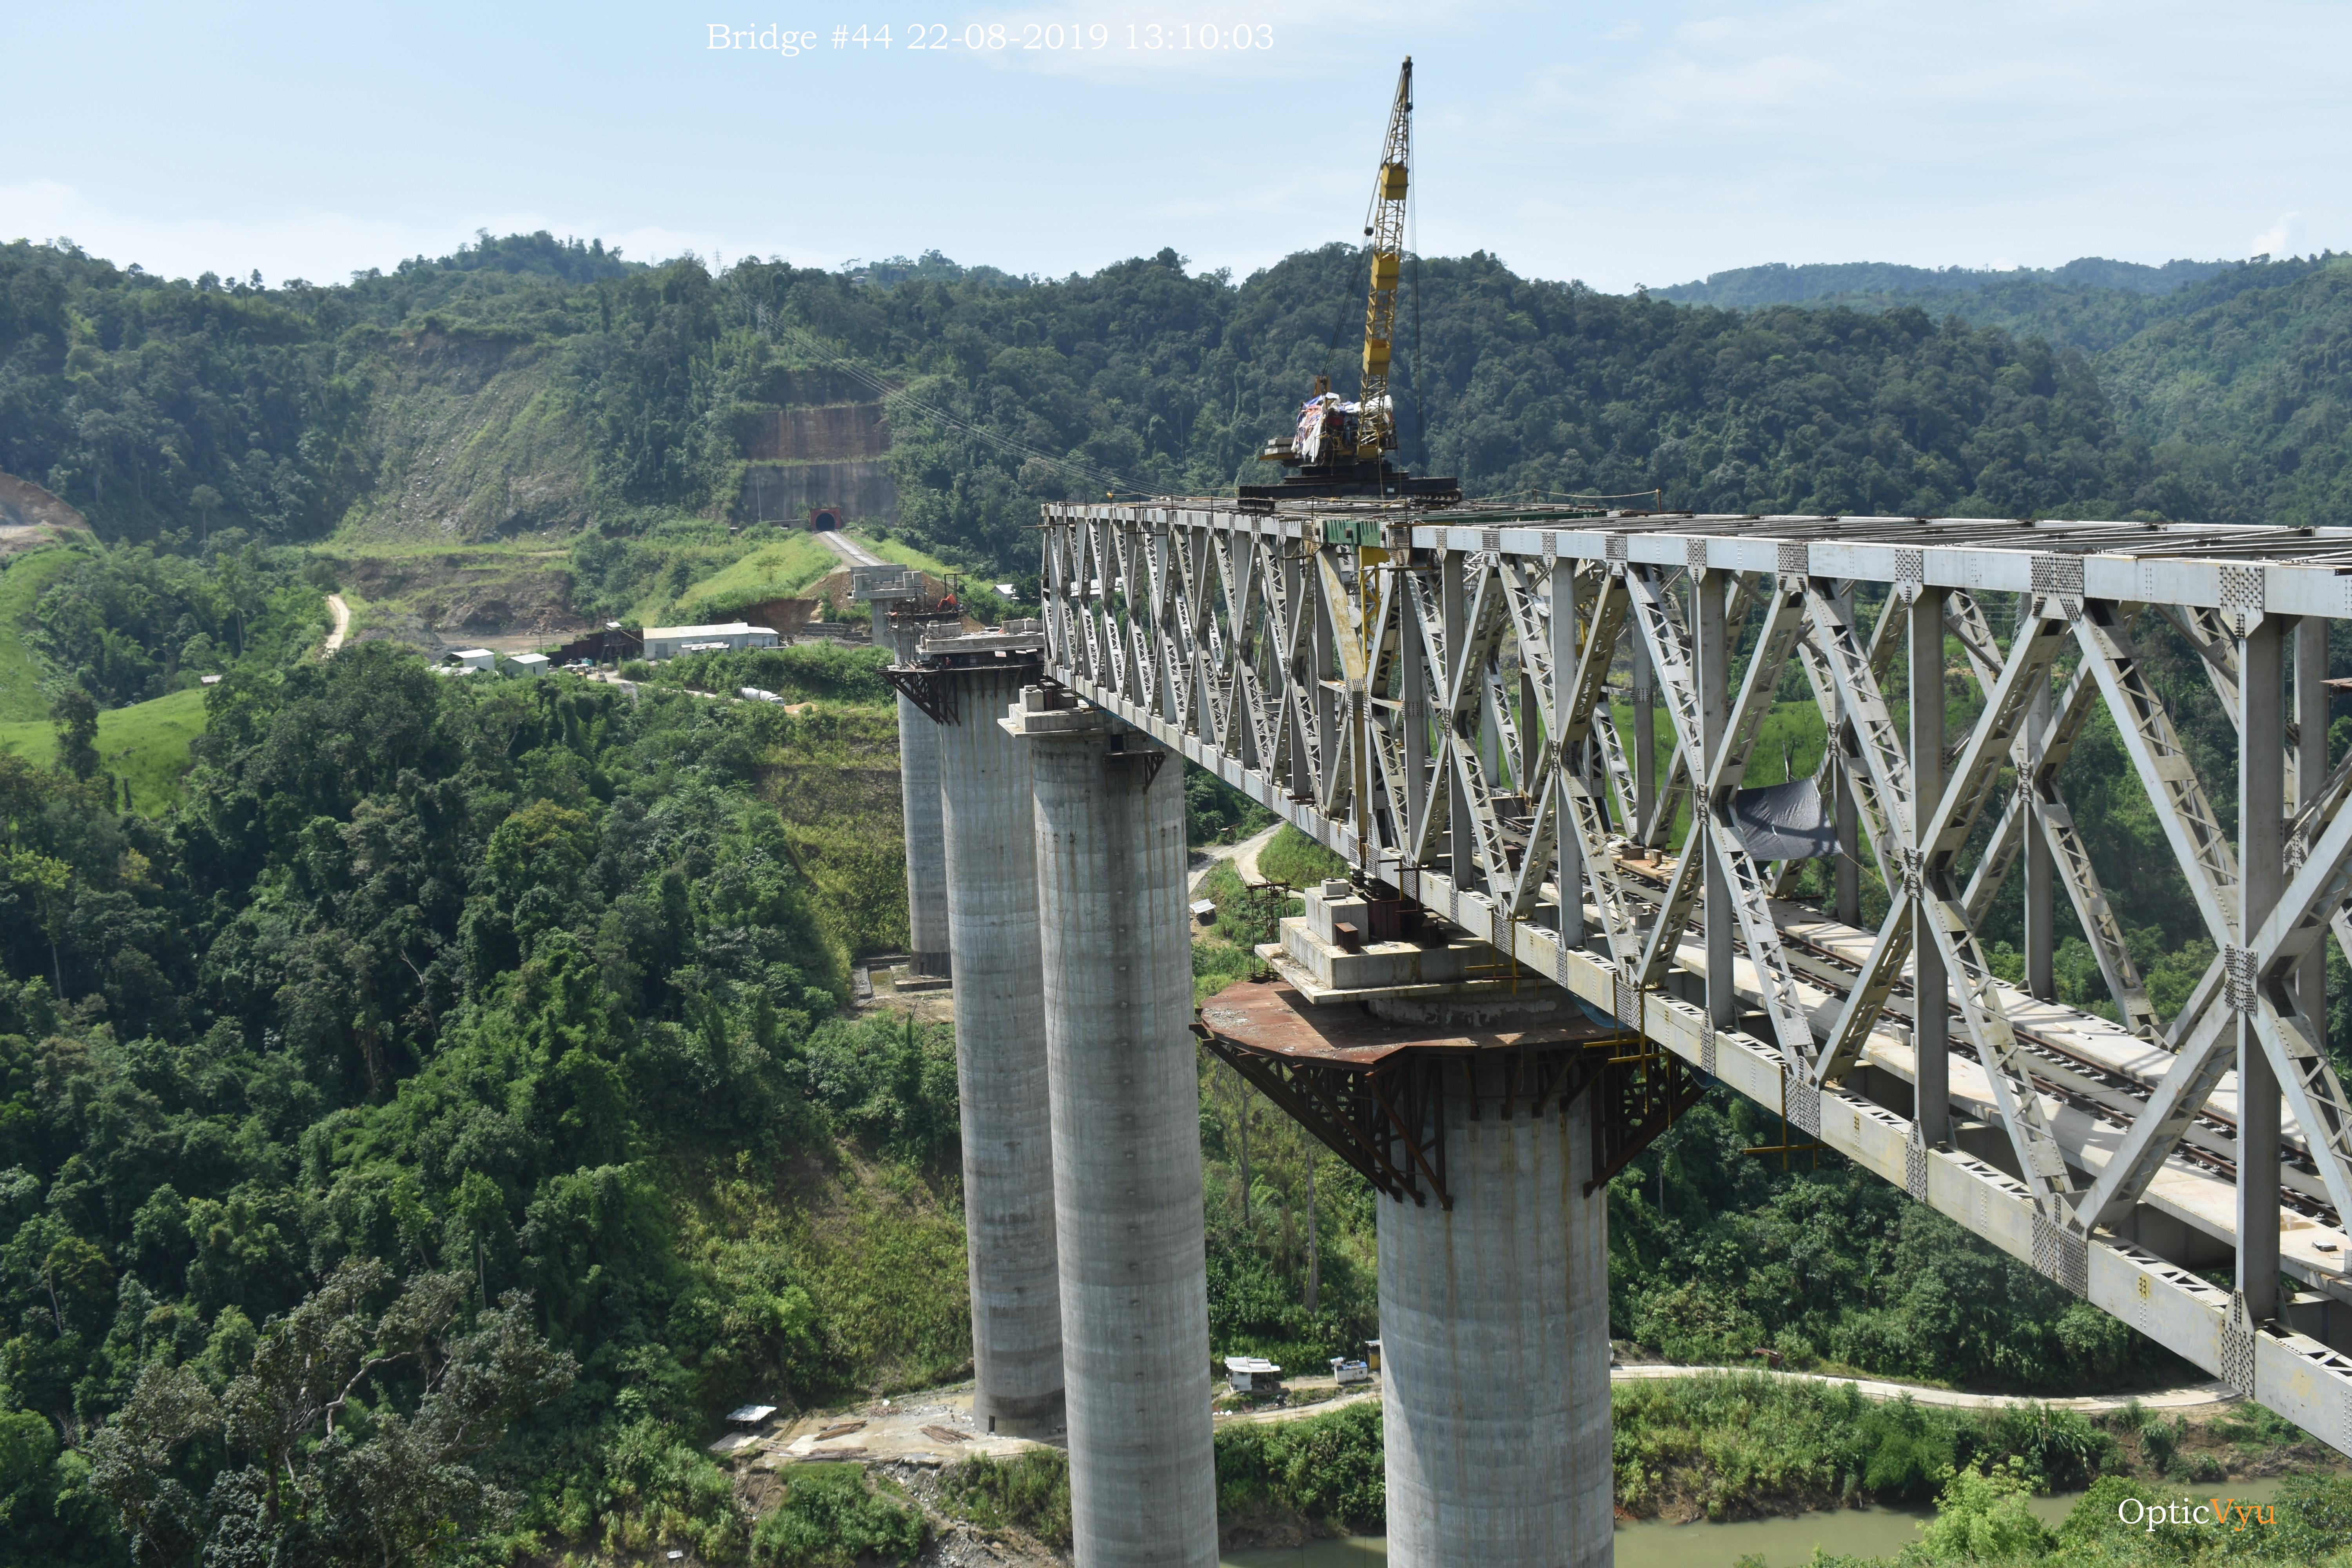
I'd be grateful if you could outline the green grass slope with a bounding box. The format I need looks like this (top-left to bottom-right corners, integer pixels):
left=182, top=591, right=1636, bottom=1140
left=0, top=686, right=208, bottom=813
left=646, top=529, right=1018, bottom=630
left=0, top=547, right=81, bottom=721
left=861, top=534, right=962, bottom=579
left=671, top=530, right=845, bottom=621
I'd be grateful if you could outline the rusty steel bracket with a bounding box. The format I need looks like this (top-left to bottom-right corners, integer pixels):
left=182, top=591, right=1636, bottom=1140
left=880, top=666, right=959, bottom=725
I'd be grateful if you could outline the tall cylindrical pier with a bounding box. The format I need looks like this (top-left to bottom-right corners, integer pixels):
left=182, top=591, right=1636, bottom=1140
left=1377, top=1056, right=1613, bottom=1568
left=888, top=613, right=952, bottom=976
left=1004, top=690, right=1216, bottom=1568
left=925, top=635, right=1063, bottom=1434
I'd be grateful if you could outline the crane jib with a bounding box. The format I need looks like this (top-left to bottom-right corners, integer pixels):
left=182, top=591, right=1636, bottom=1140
left=1357, top=57, right=1413, bottom=461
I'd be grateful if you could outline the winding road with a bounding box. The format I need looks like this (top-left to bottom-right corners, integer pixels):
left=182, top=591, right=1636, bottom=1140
left=1191, top=820, right=1285, bottom=898
left=323, top=593, right=350, bottom=656
left=1217, top=1365, right=2238, bottom=1430
left=1604, top=1363, right=2238, bottom=1415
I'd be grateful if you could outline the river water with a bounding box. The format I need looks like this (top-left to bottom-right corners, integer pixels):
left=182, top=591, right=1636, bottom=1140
left=1219, top=1477, right=2299, bottom=1568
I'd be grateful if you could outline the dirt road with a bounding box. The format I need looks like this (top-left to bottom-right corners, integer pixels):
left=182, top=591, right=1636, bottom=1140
left=816, top=531, right=887, bottom=568
left=324, top=593, right=351, bottom=655
left=1220, top=1363, right=2236, bottom=1432
left=1608, top=1362, right=2238, bottom=1414
left=1190, top=820, right=1285, bottom=897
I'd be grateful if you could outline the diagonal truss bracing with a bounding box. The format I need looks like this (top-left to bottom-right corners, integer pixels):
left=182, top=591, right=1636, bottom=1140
left=1034, top=499, right=2352, bottom=1458
left=1949, top=596, right=2160, bottom=1037
left=1626, top=570, right=1817, bottom=1053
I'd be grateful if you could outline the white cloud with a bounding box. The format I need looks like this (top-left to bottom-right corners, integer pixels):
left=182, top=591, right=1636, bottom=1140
left=2250, top=211, right=2304, bottom=258
left=1618, top=47, right=1850, bottom=119
left=1675, top=13, right=1761, bottom=45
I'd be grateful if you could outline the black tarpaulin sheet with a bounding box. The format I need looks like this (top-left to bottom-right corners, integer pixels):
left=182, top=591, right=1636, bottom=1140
left=1729, top=777, right=1836, bottom=861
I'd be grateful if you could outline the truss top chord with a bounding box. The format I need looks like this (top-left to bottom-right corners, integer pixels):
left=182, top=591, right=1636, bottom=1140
left=1041, top=499, right=2352, bottom=617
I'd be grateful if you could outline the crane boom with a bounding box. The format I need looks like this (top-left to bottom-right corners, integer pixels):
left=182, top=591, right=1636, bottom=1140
left=1239, top=57, right=1456, bottom=506
left=1356, top=57, right=1411, bottom=460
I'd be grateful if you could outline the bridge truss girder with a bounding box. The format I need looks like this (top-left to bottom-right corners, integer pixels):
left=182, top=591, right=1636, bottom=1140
left=1040, top=500, right=2352, bottom=1456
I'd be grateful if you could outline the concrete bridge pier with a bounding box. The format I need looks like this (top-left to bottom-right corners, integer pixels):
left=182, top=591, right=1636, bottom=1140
left=1378, top=1054, right=1614, bottom=1568
left=887, top=611, right=953, bottom=976
left=1002, top=687, right=1217, bottom=1568
left=923, top=633, right=1064, bottom=1434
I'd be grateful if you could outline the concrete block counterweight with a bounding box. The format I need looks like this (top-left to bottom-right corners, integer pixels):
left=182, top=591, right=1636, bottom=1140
left=1004, top=686, right=1218, bottom=1568
left=921, top=632, right=1065, bottom=1434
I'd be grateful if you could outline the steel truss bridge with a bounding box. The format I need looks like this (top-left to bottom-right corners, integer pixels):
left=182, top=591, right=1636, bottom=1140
left=1037, top=498, right=2352, bottom=1457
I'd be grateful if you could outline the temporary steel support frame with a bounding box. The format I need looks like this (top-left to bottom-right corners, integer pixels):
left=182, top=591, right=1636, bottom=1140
left=1187, top=1032, right=1686, bottom=1211
left=1040, top=499, right=2352, bottom=1455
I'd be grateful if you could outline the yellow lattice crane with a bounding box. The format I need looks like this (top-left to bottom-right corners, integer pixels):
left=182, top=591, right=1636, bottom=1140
left=1356, top=57, right=1412, bottom=462
left=1244, top=58, right=1459, bottom=506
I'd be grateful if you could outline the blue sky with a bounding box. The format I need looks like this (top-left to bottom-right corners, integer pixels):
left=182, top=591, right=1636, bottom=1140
left=4, top=1, right=2347, bottom=293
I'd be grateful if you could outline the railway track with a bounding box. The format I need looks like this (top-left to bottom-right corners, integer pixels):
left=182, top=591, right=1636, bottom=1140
left=1603, top=846, right=2342, bottom=1229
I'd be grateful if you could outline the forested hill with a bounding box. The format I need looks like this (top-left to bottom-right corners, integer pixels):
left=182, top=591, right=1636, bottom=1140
left=1657, top=256, right=2231, bottom=309
left=10, top=233, right=2352, bottom=581
left=1657, top=252, right=2346, bottom=356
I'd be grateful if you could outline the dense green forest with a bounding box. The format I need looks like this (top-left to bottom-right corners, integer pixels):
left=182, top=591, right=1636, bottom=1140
left=25, top=542, right=326, bottom=710
left=0, top=644, right=979, bottom=1559
left=8, top=230, right=2352, bottom=1560
left=13, top=230, right=2352, bottom=578
left=1657, top=256, right=2232, bottom=309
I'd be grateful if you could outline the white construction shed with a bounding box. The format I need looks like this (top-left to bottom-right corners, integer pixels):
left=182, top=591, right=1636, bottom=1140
left=641, top=622, right=780, bottom=661
left=508, top=652, right=551, bottom=674
left=1225, top=1356, right=1283, bottom=1394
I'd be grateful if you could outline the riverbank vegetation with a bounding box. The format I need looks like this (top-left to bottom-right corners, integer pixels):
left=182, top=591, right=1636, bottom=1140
left=1611, top=1374, right=2339, bottom=1523
left=1819, top=1466, right=2352, bottom=1566
left=932, top=1378, right=2348, bottom=1555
